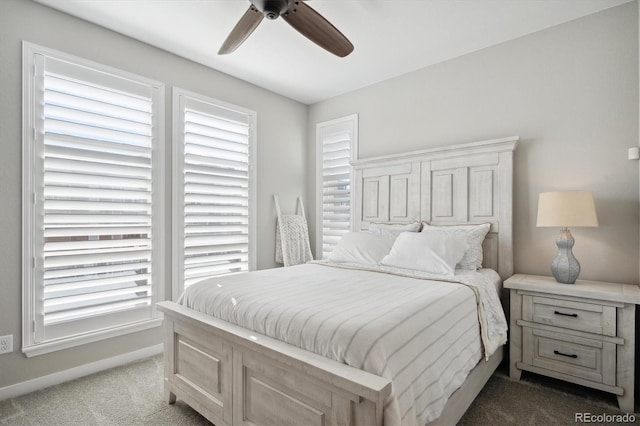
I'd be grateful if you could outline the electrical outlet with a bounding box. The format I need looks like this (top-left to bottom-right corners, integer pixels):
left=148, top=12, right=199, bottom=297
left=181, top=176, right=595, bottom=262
left=0, top=335, right=13, bottom=354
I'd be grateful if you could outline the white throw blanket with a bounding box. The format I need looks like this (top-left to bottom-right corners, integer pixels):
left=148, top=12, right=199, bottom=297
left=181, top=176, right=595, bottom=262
left=274, top=195, right=313, bottom=266
left=179, top=263, right=507, bottom=425
left=274, top=214, right=313, bottom=266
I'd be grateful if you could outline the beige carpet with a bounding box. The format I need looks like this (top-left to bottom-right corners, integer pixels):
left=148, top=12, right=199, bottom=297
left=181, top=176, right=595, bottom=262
left=460, top=364, right=638, bottom=425
left=0, top=356, right=636, bottom=425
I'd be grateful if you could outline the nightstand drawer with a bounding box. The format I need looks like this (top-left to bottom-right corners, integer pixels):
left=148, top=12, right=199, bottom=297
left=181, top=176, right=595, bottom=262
left=523, top=328, right=616, bottom=386
left=525, top=295, right=616, bottom=336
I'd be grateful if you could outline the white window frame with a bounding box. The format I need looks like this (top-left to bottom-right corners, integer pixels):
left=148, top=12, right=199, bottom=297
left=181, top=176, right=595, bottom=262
left=315, top=114, right=358, bottom=259
left=22, top=42, right=165, bottom=357
left=172, top=87, right=257, bottom=300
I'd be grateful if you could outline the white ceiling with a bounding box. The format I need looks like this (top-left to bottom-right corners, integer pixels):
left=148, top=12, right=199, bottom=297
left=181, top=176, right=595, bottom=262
left=35, top=0, right=632, bottom=105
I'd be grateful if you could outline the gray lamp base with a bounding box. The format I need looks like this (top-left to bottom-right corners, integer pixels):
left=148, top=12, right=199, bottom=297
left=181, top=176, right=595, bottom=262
left=551, top=227, right=580, bottom=284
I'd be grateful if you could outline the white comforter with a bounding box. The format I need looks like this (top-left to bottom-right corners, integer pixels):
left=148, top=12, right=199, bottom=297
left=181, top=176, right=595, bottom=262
left=179, top=262, right=507, bottom=425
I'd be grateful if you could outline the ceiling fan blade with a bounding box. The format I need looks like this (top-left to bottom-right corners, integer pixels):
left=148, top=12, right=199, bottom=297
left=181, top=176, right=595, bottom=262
left=282, top=2, right=353, bottom=57
left=218, top=5, right=264, bottom=55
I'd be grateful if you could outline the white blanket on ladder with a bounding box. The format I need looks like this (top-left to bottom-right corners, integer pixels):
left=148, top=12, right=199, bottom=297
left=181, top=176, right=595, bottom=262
left=274, top=195, right=313, bottom=266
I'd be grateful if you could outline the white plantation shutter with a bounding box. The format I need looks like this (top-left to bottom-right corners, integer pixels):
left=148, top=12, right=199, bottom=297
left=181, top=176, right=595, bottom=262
left=23, top=44, right=164, bottom=349
left=316, top=115, right=358, bottom=259
left=173, top=89, right=256, bottom=294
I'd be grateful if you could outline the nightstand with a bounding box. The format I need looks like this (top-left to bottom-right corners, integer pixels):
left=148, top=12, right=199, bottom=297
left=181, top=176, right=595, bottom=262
left=505, top=274, right=640, bottom=412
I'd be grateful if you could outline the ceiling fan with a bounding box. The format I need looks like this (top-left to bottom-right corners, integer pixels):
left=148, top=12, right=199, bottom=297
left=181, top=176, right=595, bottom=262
left=218, top=0, right=354, bottom=57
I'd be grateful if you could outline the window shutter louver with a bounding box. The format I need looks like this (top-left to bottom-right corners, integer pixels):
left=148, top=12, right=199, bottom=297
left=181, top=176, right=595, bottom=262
left=317, top=116, right=357, bottom=259
left=175, top=92, right=255, bottom=291
left=25, top=48, right=164, bottom=346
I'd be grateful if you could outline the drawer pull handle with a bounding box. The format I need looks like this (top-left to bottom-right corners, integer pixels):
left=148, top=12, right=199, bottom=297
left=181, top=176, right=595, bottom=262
left=554, top=350, right=578, bottom=359
left=554, top=311, right=578, bottom=318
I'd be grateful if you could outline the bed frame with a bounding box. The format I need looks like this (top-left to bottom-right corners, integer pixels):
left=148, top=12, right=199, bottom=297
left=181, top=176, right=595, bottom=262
left=157, top=136, right=518, bottom=426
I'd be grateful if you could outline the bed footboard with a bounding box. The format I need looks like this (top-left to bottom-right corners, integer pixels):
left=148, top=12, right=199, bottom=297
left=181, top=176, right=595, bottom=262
left=158, top=301, right=391, bottom=426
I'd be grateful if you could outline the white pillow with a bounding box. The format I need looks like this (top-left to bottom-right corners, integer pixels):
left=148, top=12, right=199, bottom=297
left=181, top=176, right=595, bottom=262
left=420, top=223, right=491, bottom=270
left=328, top=232, right=395, bottom=265
left=380, top=231, right=468, bottom=276
left=368, top=222, right=421, bottom=238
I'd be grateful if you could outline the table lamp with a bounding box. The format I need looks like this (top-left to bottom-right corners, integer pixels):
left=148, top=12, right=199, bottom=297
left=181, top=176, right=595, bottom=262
left=536, top=191, right=598, bottom=284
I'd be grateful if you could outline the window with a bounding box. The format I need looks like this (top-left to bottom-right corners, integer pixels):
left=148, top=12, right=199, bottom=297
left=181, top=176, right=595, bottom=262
left=22, top=43, right=165, bottom=356
left=316, top=114, right=358, bottom=259
left=172, top=88, right=256, bottom=298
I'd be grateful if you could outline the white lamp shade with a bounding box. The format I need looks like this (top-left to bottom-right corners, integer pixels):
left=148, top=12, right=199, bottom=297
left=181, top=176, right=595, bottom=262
left=536, top=191, right=598, bottom=227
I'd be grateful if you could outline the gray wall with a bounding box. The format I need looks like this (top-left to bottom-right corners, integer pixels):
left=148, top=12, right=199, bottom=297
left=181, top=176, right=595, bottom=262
left=0, top=0, right=307, bottom=388
left=308, top=2, right=639, bottom=285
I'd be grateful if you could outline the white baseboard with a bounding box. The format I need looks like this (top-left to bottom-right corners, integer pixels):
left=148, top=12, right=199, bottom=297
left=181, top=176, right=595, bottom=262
left=0, top=343, right=163, bottom=401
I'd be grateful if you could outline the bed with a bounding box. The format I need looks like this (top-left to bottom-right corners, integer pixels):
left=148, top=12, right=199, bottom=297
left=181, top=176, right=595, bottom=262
left=157, top=136, right=518, bottom=426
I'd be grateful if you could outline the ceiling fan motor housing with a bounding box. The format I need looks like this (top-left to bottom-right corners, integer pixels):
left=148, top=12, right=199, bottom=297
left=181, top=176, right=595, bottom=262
left=250, top=0, right=296, bottom=20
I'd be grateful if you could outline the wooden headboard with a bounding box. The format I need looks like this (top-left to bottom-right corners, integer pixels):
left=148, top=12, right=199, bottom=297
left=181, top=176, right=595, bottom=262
left=351, top=136, right=518, bottom=280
